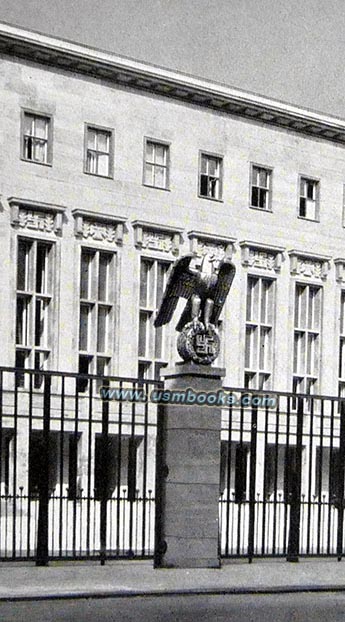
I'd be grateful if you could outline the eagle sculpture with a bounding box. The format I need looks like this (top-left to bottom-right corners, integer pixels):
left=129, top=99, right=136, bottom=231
left=154, top=253, right=236, bottom=332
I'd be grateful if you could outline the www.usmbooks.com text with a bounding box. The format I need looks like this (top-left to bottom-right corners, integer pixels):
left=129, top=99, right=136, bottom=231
left=100, top=387, right=277, bottom=408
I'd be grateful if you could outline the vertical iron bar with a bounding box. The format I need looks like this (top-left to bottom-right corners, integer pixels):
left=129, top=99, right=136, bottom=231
left=12, top=370, right=19, bottom=560
left=27, top=373, right=33, bottom=558
left=316, top=399, right=324, bottom=555
left=337, top=400, right=345, bottom=561
left=141, top=380, right=149, bottom=556
left=154, top=403, right=166, bottom=568
left=306, top=396, right=314, bottom=554
left=327, top=400, right=335, bottom=555
left=86, top=378, right=93, bottom=556
left=225, top=397, right=233, bottom=557
left=100, top=378, right=109, bottom=565
left=116, top=381, right=123, bottom=555
left=36, top=373, right=51, bottom=566
left=59, top=376, right=65, bottom=557
left=261, top=402, right=269, bottom=556
left=248, top=403, right=257, bottom=563
left=287, top=396, right=303, bottom=562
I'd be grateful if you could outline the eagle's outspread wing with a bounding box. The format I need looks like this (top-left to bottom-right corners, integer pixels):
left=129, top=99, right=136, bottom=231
left=210, top=258, right=236, bottom=324
left=154, top=254, right=199, bottom=328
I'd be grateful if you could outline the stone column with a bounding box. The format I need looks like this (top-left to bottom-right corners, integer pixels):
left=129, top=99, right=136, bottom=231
left=154, top=362, right=225, bottom=568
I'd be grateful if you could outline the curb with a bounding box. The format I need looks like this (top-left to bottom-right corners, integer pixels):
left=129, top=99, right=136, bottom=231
left=1, top=584, right=345, bottom=602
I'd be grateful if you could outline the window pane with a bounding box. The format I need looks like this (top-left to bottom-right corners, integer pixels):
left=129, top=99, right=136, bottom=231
left=80, top=252, right=92, bottom=299
left=139, top=312, right=148, bottom=357
left=208, top=157, right=218, bottom=177
left=146, top=141, right=154, bottom=162
left=17, top=240, right=31, bottom=290
left=87, top=128, right=96, bottom=149
left=36, top=244, right=50, bottom=294
left=97, top=306, right=108, bottom=352
left=156, top=263, right=168, bottom=307
left=16, top=297, right=29, bottom=345
left=35, top=299, right=48, bottom=347
left=200, top=155, right=208, bottom=174
left=155, top=144, right=166, bottom=165
left=251, top=186, right=259, bottom=207
left=200, top=174, right=209, bottom=196
left=307, top=181, right=315, bottom=200
left=144, top=163, right=154, bottom=185
left=140, top=261, right=151, bottom=307
left=259, top=168, right=268, bottom=188
left=98, top=253, right=111, bottom=301
left=96, top=131, right=109, bottom=153
left=34, top=117, right=47, bottom=139
left=86, top=151, right=97, bottom=174
left=97, top=153, right=109, bottom=176
left=79, top=305, right=90, bottom=350
left=33, top=140, right=47, bottom=163
left=246, top=277, right=254, bottom=322
left=155, top=165, right=166, bottom=188
left=24, top=114, right=34, bottom=135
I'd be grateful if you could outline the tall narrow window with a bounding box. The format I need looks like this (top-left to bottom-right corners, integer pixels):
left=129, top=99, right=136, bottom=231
left=144, top=140, right=169, bottom=189
left=78, top=249, right=115, bottom=390
left=293, top=283, right=321, bottom=395
left=199, top=153, right=223, bottom=200
left=22, top=112, right=52, bottom=165
left=299, top=177, right=319, bottom=220
left=16, top=238, right=54, bottom=387
left=138, top=258, right=170, bottom=380
left=250, top=165, right=272, bottom=210
left=244, top=276, right=274, bottom=389
left=85, top=125, right=113, bottom=177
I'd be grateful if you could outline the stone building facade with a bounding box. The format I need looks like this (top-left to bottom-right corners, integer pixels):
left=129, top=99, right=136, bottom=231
left=1, top=23, right=345, bottom=559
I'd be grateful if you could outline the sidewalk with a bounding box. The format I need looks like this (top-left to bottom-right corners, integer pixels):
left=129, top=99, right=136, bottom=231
left=1, top=558, right=345, bottom=601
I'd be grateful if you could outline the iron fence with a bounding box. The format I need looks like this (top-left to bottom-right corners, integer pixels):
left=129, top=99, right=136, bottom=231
left=1, top=366, right=345, bottom=564
left=0, top=366, right=160, bottom=564
left=219, top=387, right=345, bottom=561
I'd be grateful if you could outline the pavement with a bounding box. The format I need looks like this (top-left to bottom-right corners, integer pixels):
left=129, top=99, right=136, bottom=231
left=1, top=557, right=345, bottom=601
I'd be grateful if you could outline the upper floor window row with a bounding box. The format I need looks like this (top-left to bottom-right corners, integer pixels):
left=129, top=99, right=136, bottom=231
left=20, top=111, right=323, bottom=220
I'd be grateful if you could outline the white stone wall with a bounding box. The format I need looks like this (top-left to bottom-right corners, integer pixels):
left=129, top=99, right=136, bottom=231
left=0, top=55, right=345, bottom=394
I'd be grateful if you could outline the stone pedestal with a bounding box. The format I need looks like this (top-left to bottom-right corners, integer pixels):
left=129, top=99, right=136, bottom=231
left=154, top=362, right=225, bottom=568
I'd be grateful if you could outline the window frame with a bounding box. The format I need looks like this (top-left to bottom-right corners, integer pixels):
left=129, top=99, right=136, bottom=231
left=198, top=150, right=224, bottom=202
left=244, top=274, right=276, bottom=390
left=249, top=162, right=273, bottom=212
left=84, top=123, right=114, bottom=179
left=77, top=246, right=116, bottom=391
left=292, top=281, right=322, bottom=397
left=20, top=109, right=53, bottom=166
left=15, top=235, right=56, bottom=387
left=138, top=255, right=172, bottom=381
left=142, top=137, right=171, bottom=191
left=298, top=174, right=320, bottom=222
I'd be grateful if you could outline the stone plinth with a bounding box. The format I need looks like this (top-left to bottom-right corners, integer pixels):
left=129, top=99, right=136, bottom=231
left=154, top=362, right=225, bottom=568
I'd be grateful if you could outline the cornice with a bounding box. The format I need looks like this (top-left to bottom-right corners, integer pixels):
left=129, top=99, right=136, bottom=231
left=1, top=22, right=345, bottom=143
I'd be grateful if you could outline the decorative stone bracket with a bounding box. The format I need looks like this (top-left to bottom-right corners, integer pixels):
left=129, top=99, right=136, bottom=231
left=72, top=209, right=127, bottom=245
left=188, top=230, right=236, bottom=260
left=240, top=240, right=284, bottom=272
left=132, top=220, right=183, bottom=255
left=9, top=197, right=66, bottom=235
left=288, top=250, right=331, bottom=281
left=334, top=258, right=345, bottom=283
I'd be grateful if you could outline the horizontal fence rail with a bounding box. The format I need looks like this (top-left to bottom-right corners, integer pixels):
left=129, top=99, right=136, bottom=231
left=0, top=366, right=345, bottom=563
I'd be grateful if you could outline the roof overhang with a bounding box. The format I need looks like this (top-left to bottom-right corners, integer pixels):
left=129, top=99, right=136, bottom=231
left=1, top=22, right=345, bottom=144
